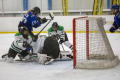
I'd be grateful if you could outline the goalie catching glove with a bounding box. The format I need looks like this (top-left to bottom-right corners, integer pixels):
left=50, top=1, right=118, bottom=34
left=59, top=34, right=65, bottom=44
left=59, top=38, right=65, bottom=44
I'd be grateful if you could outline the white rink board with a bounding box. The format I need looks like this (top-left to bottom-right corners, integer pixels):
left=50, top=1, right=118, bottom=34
left=0, top=15, right=114, bottom=32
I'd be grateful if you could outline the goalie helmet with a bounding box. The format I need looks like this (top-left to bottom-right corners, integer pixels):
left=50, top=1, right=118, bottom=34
left=33, top=7, right=40, bottom=14
left=52, top=22, right=58, bottom=28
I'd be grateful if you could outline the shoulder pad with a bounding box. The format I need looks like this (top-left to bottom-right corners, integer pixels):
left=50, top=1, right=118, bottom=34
left=58, top=26, right=64, bottom=31
left=15, top=33, right=22, bottom=36
left=48, top=27, right=53, bottom=32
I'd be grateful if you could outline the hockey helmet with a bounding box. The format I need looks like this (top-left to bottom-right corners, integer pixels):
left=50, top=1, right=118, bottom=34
left=111, top=4, right=119, bottom=10
left=19, top=26, right=29, bottom=38
left=33, top=7, right=40, bottom=14
left=52, top=22, right=58, bottom=28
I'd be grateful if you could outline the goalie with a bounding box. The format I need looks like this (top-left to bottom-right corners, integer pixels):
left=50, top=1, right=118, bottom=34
left=32, top=34, right=73, bottom=65
left=47, top=22, right=73, bottom=52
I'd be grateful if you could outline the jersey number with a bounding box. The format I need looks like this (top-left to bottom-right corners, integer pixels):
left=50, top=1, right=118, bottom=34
left=22, top=14, right=29, bottom=23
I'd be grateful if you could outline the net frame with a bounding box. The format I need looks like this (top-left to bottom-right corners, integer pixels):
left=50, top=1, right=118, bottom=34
left=73, top=17, right=119, bottom=69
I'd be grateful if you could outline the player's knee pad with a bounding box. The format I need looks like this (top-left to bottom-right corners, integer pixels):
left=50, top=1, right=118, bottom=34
left=7, top=57, right=14, bottom=63
left=37, top=53, right=47, bottom=64
left=24, top=55, right=30, bottom=60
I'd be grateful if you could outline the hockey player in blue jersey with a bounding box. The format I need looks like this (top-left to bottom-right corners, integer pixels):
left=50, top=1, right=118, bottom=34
left=18, top=7, right=47, bottom=37
left=109, top=4, right=120, bottom=33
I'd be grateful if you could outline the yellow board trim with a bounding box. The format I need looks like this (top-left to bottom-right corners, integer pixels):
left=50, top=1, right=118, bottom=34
left=0, top=31, right=120, bottom=34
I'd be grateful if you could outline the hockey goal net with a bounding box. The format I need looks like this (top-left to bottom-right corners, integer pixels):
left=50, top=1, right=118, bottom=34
left=73, top=17, right=119, bottom=69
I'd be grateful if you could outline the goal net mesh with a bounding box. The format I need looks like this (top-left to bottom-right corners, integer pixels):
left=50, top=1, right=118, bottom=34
left=73, top=17, right=119, bottom=69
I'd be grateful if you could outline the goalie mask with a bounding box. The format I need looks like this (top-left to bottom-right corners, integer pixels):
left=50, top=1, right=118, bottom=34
left=52, top=22, right=58, bottom=31
left=19, top=26, right=29, bottom=38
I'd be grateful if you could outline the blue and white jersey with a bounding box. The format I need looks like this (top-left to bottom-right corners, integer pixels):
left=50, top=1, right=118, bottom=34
left=22, top=11, right=41, bottom=31
left=113, top=12, right=120, bottom=28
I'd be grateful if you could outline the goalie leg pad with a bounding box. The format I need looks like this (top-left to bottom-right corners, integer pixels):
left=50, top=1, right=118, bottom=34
left=7, top=57, right=14, bottom=63
left=63, top=41, right=73, bottom=50
left=37, top=53, right=47, bottom=64
left=44, top=57, right=54, bottom=65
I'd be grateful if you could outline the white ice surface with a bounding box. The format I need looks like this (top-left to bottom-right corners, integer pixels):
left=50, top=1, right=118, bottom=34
left=0, top=33, right=120, bottom=80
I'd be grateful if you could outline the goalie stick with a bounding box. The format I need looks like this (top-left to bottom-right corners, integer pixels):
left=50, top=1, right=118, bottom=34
left=61, top=43, right=65, bottom=51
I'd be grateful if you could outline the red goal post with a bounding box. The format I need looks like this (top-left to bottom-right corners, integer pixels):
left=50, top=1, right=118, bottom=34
left=73, top=16, right=88, bottom=69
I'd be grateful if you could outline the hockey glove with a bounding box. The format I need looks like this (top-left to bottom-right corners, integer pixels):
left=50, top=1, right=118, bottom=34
left=33, top=35, right=38, bottom=42
left=59, top=38, right=65, bottom=44
left=23, top=41, right=31, bottom=48
left=37, top=17, right=41, bottom=22
left=26, top=48, right=32, bottom=51
left=109, top=27, right=116, bottom=33
left=41, top=17, right=47, bottom=24
left=56, top=34, right=60, bottom=40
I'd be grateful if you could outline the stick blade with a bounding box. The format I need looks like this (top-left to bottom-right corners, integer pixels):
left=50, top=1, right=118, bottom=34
left=49, top=12, right=54, bottom=20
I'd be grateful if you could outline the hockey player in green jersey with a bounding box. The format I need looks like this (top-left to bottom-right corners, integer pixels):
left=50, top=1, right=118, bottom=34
left=2, top=26, right=38, bottom=63
left=47, top=22, right=73, bottom=58
left=47, top=22, right=73, bottom=51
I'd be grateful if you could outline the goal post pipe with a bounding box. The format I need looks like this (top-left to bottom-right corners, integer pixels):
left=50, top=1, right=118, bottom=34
left=86, top=20, right=89, bottom=59
left=73, top=16, right=88, bottom=69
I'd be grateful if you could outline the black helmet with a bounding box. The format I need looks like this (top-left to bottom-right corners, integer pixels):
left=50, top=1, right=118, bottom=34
left=33, top=7, right=40, bottom=14
left=52, top=22, right=58, bottom=28
left=19, top=26, right=29, bottom=38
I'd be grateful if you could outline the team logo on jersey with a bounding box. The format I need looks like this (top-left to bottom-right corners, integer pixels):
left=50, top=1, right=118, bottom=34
left=31, top=14, right=35, bottom=17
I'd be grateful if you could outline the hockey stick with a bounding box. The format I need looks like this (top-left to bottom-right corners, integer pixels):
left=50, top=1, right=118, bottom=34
left=37, top=12, right=54, bottom=35
left=61, top=43, right=65, bottom=51
left=30, top=12, right=54, bottom=44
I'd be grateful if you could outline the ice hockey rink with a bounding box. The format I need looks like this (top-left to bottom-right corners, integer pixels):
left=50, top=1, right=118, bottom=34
left=0, top=33, right=120, bottom=80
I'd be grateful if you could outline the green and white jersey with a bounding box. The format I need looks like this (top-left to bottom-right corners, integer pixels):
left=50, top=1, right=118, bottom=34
left=47, top=26, right=65, bottom=39
left=10, top=33, right=35, bottom=53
